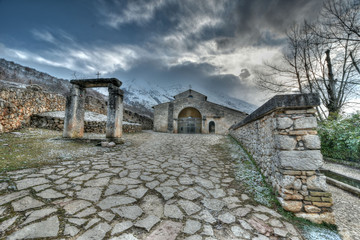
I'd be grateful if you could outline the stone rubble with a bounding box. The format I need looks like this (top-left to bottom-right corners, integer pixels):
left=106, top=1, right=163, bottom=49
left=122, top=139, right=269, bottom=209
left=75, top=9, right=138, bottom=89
left=0, top=132, right=304, bottom=239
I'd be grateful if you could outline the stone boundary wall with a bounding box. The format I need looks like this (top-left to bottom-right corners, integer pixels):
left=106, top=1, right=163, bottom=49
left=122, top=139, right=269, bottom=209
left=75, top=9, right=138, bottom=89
left=124, top=109, right=153, bottom=130
left=0, top=85, right=65, bottom=133
left=30, top=114, right=142, bottom=134
left=229, top=93, right=334, bottom=224
left=0, top=83, right=153, bottom=133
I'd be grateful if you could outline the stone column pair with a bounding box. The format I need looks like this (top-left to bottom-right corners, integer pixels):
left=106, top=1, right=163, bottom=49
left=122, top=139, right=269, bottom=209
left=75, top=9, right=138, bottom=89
left=63, top=82, right=123, bottom=139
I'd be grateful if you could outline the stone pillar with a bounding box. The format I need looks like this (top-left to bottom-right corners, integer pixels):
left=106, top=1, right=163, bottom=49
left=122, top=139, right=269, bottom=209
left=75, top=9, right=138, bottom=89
left=106, top=84, right=123, bottom=139
left=275, top=108, right=334, bottom=224
left=63, top=85, right=86, bottom=138
left=229, top=94, right=334, bottom=224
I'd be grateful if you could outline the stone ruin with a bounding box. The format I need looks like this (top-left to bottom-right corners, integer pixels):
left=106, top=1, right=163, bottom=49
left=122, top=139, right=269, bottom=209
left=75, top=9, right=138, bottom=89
left=63, top=78, right=123, bottom=140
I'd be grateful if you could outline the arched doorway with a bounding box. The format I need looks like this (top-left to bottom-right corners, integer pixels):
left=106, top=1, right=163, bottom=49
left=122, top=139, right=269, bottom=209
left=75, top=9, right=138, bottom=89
left=178, top=107, right=202, bottom=134
left=209, top=121, right=215, bottom=133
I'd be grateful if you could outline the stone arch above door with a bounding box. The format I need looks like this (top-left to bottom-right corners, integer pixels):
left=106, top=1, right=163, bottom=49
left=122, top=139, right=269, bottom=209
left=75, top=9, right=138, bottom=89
left=177, top=107, right=202, bottom=134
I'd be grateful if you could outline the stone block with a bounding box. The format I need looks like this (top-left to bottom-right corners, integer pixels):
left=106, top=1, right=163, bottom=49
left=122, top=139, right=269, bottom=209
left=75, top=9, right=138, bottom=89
left=307, top=130, right=317, bottom=134
left=312, top=202, right=333, bottom=208
left=277, top=117, right=293, bottom=129
left=304, top=196, right=321, bottom=202
left=275, top=135, right=297, bottom=150
left=309, top=191, right=331, bottom=197
left=283, top=194, right=303, bottom=200
left=306, top=108, right=317, bottom=113
left=304, top=205, right=321, bottom=213
left=307, top=175, right=328, bottom=191
left=285, top=110, right=308, bottom=114
left=278, top=150, right=323, bottom=170
left=282, top=170, right=302, bottom=175
left=303, top=135, right=321, bottom=149
left=293, top=179, right=302, bottom=190
left=280, top=175, right=295, bottom=189
left=306, top=171, right=316, bottom=176
left=294, top=117, right=317, bottom=129
left=278, top=198, right=302, bottom=212
left=288, top=130, right=308, bottom=135
left=295, top=212, right=335, bottom=224
left=321, top=197, right=332, bottom=202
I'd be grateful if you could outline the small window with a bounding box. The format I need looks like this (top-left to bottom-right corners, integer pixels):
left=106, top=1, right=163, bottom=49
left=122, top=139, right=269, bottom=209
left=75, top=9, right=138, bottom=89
left=188, top=95, right=193, bottom=98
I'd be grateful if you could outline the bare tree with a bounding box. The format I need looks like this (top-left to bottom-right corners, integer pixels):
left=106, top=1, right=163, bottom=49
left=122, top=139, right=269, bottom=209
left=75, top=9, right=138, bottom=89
left=255, top=0, right=360, bottom=119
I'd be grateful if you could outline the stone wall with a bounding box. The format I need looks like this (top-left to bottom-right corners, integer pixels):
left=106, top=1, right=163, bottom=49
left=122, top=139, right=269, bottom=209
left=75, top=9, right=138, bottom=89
left=30, top=114, right=142, bottom=134
left=0, top=84, right=65, bottom=133
left=230, top=94, right=334, bottom=224
left=0, top=82, right=153, bottom=133
left=124, top=109, right=153, bottom=130
left=154, top=102, right=170, bottom=132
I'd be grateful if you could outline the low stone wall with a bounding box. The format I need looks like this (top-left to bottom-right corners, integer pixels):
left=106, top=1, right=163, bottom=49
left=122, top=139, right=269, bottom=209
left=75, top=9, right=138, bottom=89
left=230, top=94, right=334, bottom=224
left=0, top=83, right=65, bottom=133
left=30, top=114, right=142, bottom=134
left=0, top=81, right=153, bottom=133
left=124, top=109, right=153, bottom=130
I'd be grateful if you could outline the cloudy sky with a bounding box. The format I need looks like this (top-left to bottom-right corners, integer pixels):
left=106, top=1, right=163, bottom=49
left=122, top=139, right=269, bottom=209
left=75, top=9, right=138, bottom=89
left=0, top=0, right=323, bottom=105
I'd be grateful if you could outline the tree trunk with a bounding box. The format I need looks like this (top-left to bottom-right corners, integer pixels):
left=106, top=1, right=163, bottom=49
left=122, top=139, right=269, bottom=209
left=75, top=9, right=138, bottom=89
left=325, top=49, right=339, bottom=119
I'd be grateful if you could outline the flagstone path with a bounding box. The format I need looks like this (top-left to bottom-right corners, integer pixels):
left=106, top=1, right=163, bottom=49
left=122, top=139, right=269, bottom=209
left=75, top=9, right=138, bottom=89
left=0, top=132, right=303, bottom=239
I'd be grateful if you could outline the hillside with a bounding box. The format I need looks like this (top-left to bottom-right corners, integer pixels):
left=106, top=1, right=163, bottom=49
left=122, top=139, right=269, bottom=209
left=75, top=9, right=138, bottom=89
left=0, top=58, right=257, bottom=117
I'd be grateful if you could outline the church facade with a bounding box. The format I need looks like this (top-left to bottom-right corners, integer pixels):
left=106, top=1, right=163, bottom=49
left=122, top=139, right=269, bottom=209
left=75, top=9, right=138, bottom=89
left=153, top=89, right=247, bottom=134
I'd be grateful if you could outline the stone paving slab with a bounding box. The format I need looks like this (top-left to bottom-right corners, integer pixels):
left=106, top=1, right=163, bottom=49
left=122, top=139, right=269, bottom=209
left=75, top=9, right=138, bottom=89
left=0, top=132, right=303, bottom=239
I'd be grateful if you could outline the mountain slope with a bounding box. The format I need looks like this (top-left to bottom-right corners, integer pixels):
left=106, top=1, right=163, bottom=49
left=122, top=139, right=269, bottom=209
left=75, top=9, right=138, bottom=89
left=0, top=58, right=257, bottom=117
left=121, top=80, right=258, bottom=115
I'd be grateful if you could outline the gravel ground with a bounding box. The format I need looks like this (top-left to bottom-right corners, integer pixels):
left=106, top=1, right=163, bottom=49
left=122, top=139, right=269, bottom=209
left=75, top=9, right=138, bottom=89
left=323, top=162, right=360, bottom=182
left=328, top=185, right=360, bottom=240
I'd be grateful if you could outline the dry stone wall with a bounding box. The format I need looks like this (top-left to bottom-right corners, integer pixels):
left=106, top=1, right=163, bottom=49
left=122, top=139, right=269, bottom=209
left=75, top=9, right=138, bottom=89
left=30, top=114, right=142, bottom=134
left=0, top=82, right=153, bottom=133
left=230, top=93, right=334, bottom=224
left=0, top=84, right=65, bottom=133
left=124, top=109, right=153, bottom=130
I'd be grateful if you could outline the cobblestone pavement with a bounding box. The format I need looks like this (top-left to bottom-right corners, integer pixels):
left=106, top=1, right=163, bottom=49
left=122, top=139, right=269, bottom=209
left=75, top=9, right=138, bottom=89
left=0, top=132, right=303, bottom=240
left=328, top=185, right=360, bottom=240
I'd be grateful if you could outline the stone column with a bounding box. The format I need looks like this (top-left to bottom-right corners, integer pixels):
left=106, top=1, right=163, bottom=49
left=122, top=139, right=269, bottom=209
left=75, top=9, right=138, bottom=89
left=275, top=108, right=334, bottom=224
left=63, top=84, right=86, bottom=138
left=106, top=84, right=123, bottom=139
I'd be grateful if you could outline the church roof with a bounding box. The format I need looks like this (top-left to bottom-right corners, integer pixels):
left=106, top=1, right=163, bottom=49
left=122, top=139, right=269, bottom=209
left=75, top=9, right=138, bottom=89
left=173, top=89, right=207, bottom=100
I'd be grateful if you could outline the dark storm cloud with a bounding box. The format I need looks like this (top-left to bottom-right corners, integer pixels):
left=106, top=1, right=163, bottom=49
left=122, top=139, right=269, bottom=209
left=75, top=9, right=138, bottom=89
left=112, top=59, right=257, bottom=101
left=0, top=0, right=326, bottom=106
left=215, top=0, right=324, bottom=48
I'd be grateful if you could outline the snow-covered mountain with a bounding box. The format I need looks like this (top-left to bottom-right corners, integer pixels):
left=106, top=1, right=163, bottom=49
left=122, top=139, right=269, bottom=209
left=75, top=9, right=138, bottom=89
left=0, top=58, right=257, bottom=117
left=121, top=79, right=258, bottom=116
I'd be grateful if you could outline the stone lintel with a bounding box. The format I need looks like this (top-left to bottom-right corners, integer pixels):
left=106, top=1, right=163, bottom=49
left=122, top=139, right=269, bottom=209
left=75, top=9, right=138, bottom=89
left=278, top=150, right=323, bottom=170
left=70, top=78, right=122, bottom=88
left=230, top=93, right=320, bottom=130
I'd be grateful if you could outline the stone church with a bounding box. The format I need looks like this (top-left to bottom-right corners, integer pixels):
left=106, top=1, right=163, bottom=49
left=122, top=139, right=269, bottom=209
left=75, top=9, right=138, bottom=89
left=153, top=89, right=247, bottom=134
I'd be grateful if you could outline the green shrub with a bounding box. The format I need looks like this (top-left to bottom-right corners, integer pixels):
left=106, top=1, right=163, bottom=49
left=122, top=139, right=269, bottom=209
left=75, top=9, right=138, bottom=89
left=318, top=113, right=360, bottom=162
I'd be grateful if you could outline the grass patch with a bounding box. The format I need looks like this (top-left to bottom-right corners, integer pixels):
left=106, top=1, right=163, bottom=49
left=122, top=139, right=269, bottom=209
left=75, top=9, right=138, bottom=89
left=0, top=128, right=119, bottom=173
left=226, top=136, right=278, bottom=208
